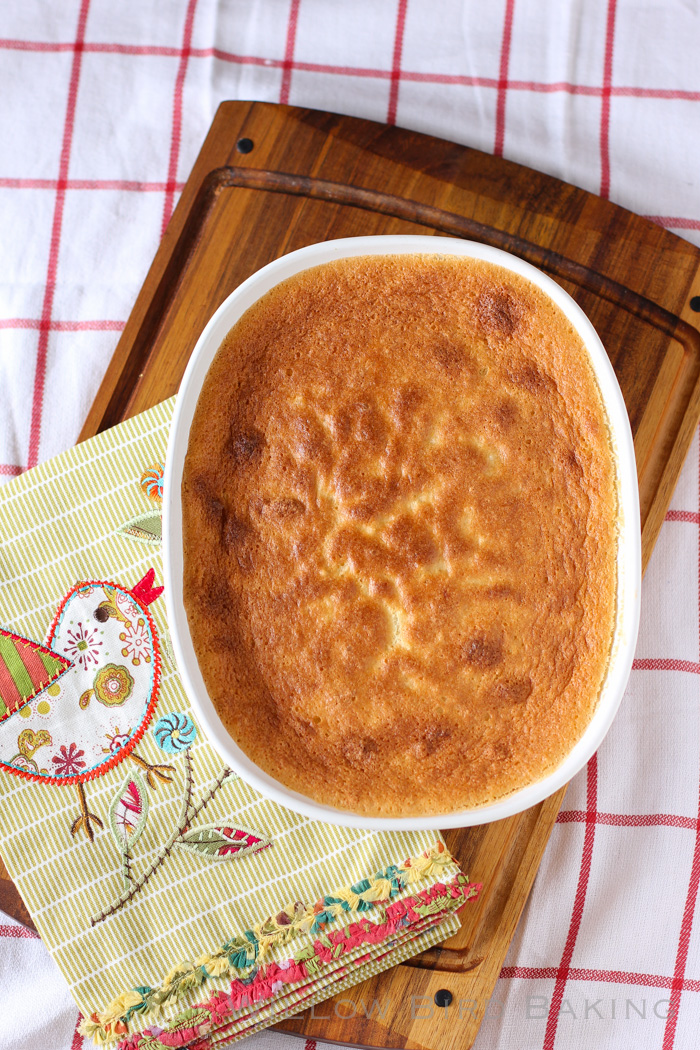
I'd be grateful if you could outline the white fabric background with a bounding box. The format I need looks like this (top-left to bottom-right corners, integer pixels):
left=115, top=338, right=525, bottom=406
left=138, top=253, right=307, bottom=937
left=0, top=2, right=699, bottom=1048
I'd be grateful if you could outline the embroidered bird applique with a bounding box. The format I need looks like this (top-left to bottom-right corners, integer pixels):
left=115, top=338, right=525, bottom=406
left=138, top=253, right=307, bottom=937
left=0, top=569, right=172, bottom=841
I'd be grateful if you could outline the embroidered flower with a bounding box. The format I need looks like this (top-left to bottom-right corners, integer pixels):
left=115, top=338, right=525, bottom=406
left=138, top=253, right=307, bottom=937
left=102, top=725, right=133, bottom=755
left=140, top=463, right=165, bottom=506
left=64, top=622, right=103, bottom=671
left=51, top=742, right=86, bottom=776
left=33, top=696, right=53, bottom=718
left=153, top=712, right=197, bottom=753
left=94, top=664, right=134, bottom=707
left=76, top=584, right=98, bottom=598
left=119, top=617, right=152, bottom=666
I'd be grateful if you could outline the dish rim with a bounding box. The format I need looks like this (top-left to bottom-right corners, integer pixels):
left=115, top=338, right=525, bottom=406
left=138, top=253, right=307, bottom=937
left=163, top=234, right=642, bottom=830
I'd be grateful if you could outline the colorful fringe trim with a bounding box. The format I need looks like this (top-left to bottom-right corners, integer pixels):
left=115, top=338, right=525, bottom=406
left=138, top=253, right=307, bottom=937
left=80, top=843, right=479, bottom=1045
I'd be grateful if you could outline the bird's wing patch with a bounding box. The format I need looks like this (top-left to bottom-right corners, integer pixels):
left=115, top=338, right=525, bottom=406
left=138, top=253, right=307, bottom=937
left=0, top=628, right=72, bottom=722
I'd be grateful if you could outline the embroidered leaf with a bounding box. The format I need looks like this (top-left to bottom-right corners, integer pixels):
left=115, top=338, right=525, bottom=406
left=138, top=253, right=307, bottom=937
left=118, top=510, right=162, bottom=547
left=175, top=825, right=270, bottom=862
left=109, top=770, right=149, bottom=852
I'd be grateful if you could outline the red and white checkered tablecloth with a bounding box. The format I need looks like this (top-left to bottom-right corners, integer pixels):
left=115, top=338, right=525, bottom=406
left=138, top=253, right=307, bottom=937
left=1, top=2, right=699, bottom=1048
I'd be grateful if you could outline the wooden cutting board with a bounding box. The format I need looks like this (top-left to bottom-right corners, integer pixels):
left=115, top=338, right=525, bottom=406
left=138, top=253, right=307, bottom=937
left=2, top=101, right=700, bottom=1050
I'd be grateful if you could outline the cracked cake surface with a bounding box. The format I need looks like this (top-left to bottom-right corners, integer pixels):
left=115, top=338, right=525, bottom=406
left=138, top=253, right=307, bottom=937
left=181, top=253, right=617, bottom=816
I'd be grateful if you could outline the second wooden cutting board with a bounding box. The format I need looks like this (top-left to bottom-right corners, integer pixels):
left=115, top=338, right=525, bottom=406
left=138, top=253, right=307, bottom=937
left=2, top=100, right=700, bottom=1050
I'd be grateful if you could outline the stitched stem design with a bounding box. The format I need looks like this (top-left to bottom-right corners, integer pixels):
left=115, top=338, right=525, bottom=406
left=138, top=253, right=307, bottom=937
left=92, top=709, right=265, bottom=923
left=91, top=763, right=232, bottom=926
left=180, top=747, right=194, bottom=826
left=93, top=713, right=263, bottom=924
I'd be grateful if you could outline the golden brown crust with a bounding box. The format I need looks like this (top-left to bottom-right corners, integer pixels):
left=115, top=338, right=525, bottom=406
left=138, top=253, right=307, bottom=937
left=182, top=254, right=617, bottom=816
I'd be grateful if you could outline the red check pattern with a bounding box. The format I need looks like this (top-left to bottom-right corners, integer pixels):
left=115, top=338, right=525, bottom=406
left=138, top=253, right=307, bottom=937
left=26, top=0, right=90, bottom=471
left=1, top=2, right=700, bottom=1049
left=598, top=0, right=618, bottom=200
left=493, top=0, right=516, bottom=158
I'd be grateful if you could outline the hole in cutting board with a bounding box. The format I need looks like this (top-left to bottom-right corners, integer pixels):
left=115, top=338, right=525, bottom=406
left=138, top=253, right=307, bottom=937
left=435, top=989, right=454, bottom=1007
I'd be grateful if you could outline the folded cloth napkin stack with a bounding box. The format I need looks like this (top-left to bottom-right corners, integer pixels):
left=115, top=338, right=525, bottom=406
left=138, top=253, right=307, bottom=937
left=0, top=399, right=478, bottom=1048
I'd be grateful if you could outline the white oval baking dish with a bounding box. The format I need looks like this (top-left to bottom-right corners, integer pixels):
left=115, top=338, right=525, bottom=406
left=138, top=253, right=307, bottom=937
left=164, top=235, right=641, bottom=830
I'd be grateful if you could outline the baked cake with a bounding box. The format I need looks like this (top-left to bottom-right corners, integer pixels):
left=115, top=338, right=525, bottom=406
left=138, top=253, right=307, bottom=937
left=181, top=253, right=617, bottom=816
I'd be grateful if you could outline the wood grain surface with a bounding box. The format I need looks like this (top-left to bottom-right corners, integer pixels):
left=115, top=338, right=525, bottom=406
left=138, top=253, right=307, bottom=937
left=2, top=101, right=700, bottom=1050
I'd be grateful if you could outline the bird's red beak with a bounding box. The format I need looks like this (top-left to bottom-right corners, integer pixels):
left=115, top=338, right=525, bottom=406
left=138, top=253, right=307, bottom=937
left=131, top=568, right=164, bottom=607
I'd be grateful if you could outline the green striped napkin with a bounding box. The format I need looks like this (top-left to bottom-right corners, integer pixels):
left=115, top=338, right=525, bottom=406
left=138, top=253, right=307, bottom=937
left=0, top=400, right=478, bottom=1048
